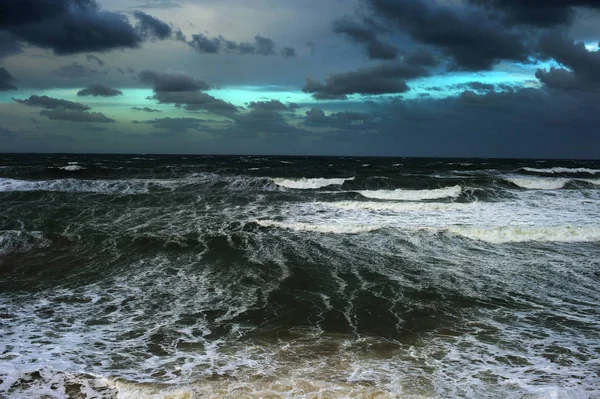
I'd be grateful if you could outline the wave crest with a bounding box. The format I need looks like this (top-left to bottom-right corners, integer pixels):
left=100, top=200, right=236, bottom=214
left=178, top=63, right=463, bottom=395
left=506, top=177, right=568, bottom=190
left=273, top=177, right=354, bottom=189
left=521, top=167, right=600, bottom=175
left=358, top=185, right=462, bottom=201
left=256, top=220, right=381, bottom=234
left=446, top=226, right=600, bottom=243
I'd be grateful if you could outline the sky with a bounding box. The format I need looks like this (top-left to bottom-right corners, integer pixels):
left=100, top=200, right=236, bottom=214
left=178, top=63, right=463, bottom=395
left=0, top=0, right=599, bottom=157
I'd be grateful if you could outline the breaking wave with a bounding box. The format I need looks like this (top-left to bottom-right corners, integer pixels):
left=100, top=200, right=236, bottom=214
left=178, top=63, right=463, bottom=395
left=255, top=219, right=381, bottom=234
left=445, top=225, right=600, bottom=243
left=272, top=177, right=354, bottom=189
left=521, top=167, right=600, bottom=175
left=506, top=177, right=569, bottom=190
left=357, top=185, right=462, bottom=201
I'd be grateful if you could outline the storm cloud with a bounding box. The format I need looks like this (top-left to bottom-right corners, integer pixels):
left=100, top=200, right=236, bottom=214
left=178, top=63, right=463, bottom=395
left=0, top=0, right=171, bottom=54
left=365, top=0, right=529, bottom=70
left=140, top=70, right=237, bottom=116
left=303, top=49, right=438, bottom=99
left=333, top=18, right=398, bottom=60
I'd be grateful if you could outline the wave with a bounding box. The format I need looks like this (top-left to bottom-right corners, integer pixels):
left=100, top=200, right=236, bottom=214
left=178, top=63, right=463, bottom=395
left=506, top=177, right=569, bottom=190
left=328, top=200, right=465, bottom=213
left=256, top=219, right=381, bottom=234
left=445, top=226, right=600, bottom=244
left=0, top=230, right=50, bottom=256
left=357, top=185, right=462, bottom=201
left=273, top=177, right=354, bottom=189
left=521, top=167, right=600, bottom=175
left=58, top=165, right=86, bottom=171
left=0, top=174, right=277, bottom=194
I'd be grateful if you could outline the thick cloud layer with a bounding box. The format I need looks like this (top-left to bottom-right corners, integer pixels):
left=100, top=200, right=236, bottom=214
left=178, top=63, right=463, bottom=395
left=303, top=49, right=438, bottom=99
left=0, top=0, right=171, bottom=54
left=140, top=70, right=237, bottom=116
left=469, top=0, right=600, bottom=27
left=0, top=67, right=17, bottom=91
left=366, top=0, right=529, bottom=70
left=333, top=18, right=398, bottom=60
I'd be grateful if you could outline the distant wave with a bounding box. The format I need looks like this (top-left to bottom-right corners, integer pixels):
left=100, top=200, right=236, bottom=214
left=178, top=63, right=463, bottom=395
left=357, top=185, right=461, bottom=201
left=445, top=226, right=600, bottom=244
left=255, top=219, right=380, bottom=234
left=273, top=177, right=354, bottom=189
left=506, top=177, right=569, bottom=190
left=521, top=167, right=600, bottom=175
left=58, top=165, right=86, bottom=171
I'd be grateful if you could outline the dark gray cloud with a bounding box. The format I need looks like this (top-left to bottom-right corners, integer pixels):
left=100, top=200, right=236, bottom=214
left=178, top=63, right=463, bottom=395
left=469, top=0, right=600, bottom=27
left=247, top=100, right=296, bottom=111
left=13, top=95, right=90, bottom=111
left=280, top=47, right=296, bottom=58
left=132, top=106, right=162, bottom=112
left=0, top=67, right=17, bottom=91
left=86, top=54, right=105, bottom=66
left=182, top=33, right=295, bottom=57
left=465, top=82, right=497, bottom=92
left=139, top=70, right=210, bottom=92
left=332, top=18, right=398, bottom=60
left=0, top=0, right=171, bottom=54
left=187, top=34, right=221, bottom=54
left=366, top=0, right=529, bottom=70
left=140, top=70, right=237, bottom=116
left=536, top=32, right=600, bottom=91
left=303, top=49, right=437, bottom=100
left=77, top=82, right=123, bottom=97
left=54, top=62, right=100, bottom=78
left=133, top=10, right=172, bottom=40
left=228, top=107, right=300, bottom=138
left=40, top=109, right=116, bottom=123
left=0, top=31, right=22, bottom=59
left=152, top=91, right=238, bottom=115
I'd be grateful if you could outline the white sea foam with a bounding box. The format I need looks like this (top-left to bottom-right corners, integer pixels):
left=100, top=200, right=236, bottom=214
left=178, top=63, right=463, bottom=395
left=358, top=185, right=462, bottom=201
left=256, top=219, right=381, bottom=234
left=521, top=167, right=600, bottom=174
left=445, top=225, right=600, bottom=243
left=58, top=165, right=86, bottom=171
left=273, top=177, right=354, bottom=189
left=507, top=177, right=569, bottom=190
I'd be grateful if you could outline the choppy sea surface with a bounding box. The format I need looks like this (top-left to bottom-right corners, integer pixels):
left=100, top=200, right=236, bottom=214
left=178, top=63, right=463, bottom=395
left=1, top=154, right=599, bottom=399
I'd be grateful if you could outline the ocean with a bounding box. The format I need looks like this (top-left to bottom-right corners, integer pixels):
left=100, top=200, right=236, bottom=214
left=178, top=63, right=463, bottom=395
left=0, top=154, right=599, bottom=398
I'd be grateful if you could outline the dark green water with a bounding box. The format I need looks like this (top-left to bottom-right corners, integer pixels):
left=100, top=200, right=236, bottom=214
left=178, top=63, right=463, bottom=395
left=1, top=155, right=599, bottom=398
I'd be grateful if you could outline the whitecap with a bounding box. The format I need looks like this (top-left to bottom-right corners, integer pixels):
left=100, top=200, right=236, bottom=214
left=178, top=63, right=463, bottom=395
left=445, top=225, right=600, bottom=244
left=521, top=167, right=600, bottom=175
left=273, top=177, right=354, bottom=189
left=357, top=185, right=462, bottom=201
left=256, top=219, right=381, bottom=234
left=59, top=165, right=86, bottom=171
left=506, top=177, right=569, bottom=190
